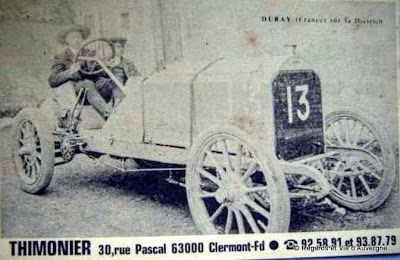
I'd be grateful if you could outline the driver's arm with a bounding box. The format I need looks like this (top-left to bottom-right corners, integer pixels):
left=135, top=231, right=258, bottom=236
left=49, top=53, right=81, bottom=88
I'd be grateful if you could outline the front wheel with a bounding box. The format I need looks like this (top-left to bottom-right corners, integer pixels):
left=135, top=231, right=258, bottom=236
left=322, top=109, right=396, bottom=211
left=12, top=107, right=55, bottom=194
left=186, top=127, right=290, bottom=234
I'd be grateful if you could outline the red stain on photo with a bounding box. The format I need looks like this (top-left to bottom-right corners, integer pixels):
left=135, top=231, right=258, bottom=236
left=245, top=30, right=259, bottom=47
left=353, top=23, right=361, bottom=30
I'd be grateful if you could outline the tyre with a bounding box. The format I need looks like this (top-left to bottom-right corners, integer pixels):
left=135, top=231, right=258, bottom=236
left=322, top=109, right=396, bottom=211
left=12, top=107, right=55, bottom=194
left=186, top=126, right=290, bottom=234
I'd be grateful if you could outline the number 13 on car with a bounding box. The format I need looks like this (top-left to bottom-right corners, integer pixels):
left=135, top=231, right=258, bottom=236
left=273, top=70, right=324, bottom=160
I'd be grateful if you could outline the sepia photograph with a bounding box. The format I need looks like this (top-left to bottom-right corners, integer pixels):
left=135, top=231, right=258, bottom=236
left=0, top=0, right=399, bottom=257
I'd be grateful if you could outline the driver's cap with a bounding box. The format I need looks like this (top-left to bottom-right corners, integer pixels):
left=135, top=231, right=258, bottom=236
left=57, top=25, right=90, bottom=44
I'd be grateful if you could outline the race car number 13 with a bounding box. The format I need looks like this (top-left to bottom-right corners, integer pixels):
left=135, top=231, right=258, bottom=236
left=287, top=84, right=310, bottom=123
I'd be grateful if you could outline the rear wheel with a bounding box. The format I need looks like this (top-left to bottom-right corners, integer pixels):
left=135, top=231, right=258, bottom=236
left=323, top=110, right=396, bottom=211
left=12, top=107, right=55, bottom=194
left=186, top=128, right=290, bottom=234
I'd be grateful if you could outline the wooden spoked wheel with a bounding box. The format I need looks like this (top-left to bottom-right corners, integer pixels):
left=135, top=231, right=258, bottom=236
left=12, top=108, right=55, bottom=194
left=322, top=110, right=396, bottom=211
left=186, top=129, right=290, bottom=234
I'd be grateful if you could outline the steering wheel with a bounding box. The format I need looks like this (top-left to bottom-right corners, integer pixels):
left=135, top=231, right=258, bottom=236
left=75, top=38, right=115, bottom=75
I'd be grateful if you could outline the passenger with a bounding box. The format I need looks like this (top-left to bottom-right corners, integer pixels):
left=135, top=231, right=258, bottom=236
left=48, top=25, right=111, bottom=120
left=108, top=37, right=141, bottom=84
left=93, top=37, right=141, bottom=108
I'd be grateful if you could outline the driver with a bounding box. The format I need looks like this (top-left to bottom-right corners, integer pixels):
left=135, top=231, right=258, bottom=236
left=48, top=25, right=111, bottom=119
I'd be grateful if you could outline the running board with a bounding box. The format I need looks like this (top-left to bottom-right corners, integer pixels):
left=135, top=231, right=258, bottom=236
left=81, top=130, right=189, bottom=165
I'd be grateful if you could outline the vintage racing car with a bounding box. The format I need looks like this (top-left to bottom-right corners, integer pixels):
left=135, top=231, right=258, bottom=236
left=12, top=39, right=396, bottom=234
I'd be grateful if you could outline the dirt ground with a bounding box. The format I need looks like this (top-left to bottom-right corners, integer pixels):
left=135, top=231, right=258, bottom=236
left=1, top=124, right=399, bottom=238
